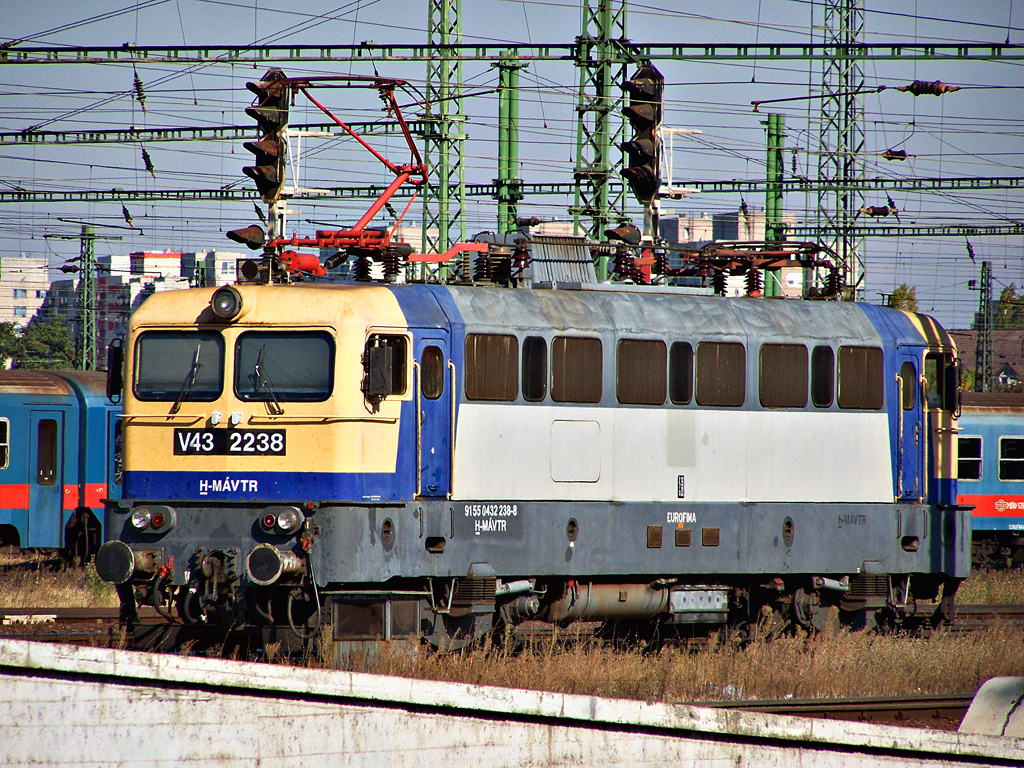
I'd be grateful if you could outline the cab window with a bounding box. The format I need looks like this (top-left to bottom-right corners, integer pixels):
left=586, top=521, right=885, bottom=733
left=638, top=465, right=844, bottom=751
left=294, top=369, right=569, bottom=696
left=235, top=331, right=334, bottom=402
left=134, top=331, right=224, bottom=401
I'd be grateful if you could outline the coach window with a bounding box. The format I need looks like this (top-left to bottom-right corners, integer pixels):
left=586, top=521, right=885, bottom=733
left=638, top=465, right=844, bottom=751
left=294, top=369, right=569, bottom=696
left=235, top=331, right=334, bottom=402
left=999, top=437, right=1024, bottom=481
left=552, top=336, right=603, bottom=403
left=134, top=331, right=224, bottom=401
left=958, top=436, right=982, bottom=481
left=0, top=418, right=9, bottom=470
left=669, top=342, right=694, bottom=405
left=36, top=419, right=58, bottom=486
left=522, top=336, right=547, bottom=402
left=421, top=346, right=445, bottom=400
left=837, top=346, right=884, bottom=410
left=617, top=339, right=666, bottom=405
left=465, top=334, right=518, bottom=401
left=695, top=342, right=745, bottom=407
left=900, top=361, right=917, bottom=411
left=759, top=344, right=808, bottom=408
left=811, top=346, right=835, bottom=408
left=362, top=334, right=408, bottom=400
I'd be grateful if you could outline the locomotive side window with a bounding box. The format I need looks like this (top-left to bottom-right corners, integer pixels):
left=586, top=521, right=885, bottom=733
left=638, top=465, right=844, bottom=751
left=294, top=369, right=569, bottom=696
left=837, top=346, right=883, bottom=410
left=421, top=346, right=445, bottom=401
left=759, top=344, right=808, bottom=408
left=134, top=331, right=224, bottom=401
left=999, top=437, right=1024, bottom=481
left=465, top=334, right=518, bottom=401
left=522, top=336, right=547, bottom=402
left=36, top=419, right=58, bottom=486
left=235, top=331, right=334, bottom=402
left=900, top=361, right=917, bottom=411
left=695, top=342, right=745, bottom=407
left=811, top=345, right=835, bottom=408
left=0, top=418, right=8, bottom=470
left=958, top=436, right=982, bottom=481
left=551, top=336, right=602, bottom=403
left=362, top=334, right=408, bottom=400
left=669, top=342, right=693, bottom=405
left=616, top=339, right=666, bottom=406
left=924, top=352, right=956, bottom=410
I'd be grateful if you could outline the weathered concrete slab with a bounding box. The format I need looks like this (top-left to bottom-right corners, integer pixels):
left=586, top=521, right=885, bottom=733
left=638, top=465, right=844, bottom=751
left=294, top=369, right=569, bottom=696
left=960, top=677, right=1024, bottom=738
left=1, top=638, right=1022, bottom=767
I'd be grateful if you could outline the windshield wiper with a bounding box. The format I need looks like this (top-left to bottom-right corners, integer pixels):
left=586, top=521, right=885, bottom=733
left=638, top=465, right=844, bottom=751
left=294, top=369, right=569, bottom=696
left=253, top=345, right=284, bottom=415
left=170, top=346, right=202, bottom=414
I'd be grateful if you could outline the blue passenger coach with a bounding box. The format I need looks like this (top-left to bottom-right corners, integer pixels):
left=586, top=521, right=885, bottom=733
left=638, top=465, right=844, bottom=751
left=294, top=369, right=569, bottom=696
left=957, top=392, right=1024, bottom=568
left=0, top=370, right=121, bottom=561
left=97, top=281, right=968, bottom=643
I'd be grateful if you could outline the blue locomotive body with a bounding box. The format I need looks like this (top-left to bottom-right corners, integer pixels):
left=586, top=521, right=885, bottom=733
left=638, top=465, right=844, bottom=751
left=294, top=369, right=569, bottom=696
left=98, top=282, right=968, bottom=643
left=0, top=370, right=121, bottom=560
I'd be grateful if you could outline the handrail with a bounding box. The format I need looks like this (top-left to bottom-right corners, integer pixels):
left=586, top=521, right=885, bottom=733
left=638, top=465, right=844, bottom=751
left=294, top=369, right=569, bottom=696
left=895, top=372, right=904, bottom=498
left=413, top=360, right=422, bottom=499
left=448, top=359, right=456, bottom=500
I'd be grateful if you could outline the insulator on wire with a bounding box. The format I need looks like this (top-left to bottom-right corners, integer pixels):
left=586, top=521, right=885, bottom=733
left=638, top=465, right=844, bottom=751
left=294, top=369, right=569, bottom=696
left=859, top=204, right=898, bottom=218
left=133, top=71, right=147, bottom=112
left=897, top=80, right=959, bottom=96
left=881, top=149, right=912, bottom=161
left=142, top=147, right=156, bottom=179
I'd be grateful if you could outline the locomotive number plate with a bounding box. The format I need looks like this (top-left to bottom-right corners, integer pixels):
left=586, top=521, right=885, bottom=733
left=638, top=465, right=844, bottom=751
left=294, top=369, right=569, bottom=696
left=173, top=429, right=286, bottom=456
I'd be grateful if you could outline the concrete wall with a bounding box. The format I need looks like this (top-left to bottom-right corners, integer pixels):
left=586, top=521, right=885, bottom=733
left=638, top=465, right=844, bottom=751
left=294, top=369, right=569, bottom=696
left=1, top=639, right=1021, bottom=767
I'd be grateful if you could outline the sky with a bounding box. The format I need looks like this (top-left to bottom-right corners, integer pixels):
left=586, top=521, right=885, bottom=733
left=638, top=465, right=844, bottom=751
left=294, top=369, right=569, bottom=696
left=0, top=0, right=1021, bottom=330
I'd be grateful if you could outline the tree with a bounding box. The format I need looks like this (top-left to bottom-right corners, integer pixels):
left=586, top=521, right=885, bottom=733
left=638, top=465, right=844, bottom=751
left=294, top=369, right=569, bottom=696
left=0, top=321, right=18, bottom=368
left=888, top=284, right=918, bottom=312
left=995, top=284, right=1024, bottom=329
left=15, top=317, right=76, bottom=370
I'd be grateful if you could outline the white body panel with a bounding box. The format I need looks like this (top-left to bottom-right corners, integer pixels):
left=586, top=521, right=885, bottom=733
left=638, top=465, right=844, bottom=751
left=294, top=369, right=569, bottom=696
left=454, top=403, right=894, bottom=503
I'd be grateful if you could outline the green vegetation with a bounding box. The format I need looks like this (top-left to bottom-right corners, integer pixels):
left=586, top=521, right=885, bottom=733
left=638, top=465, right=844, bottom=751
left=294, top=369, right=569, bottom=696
left=0, top=317, right=76, bottom=369
left=887, top=284, right=919, bottom=312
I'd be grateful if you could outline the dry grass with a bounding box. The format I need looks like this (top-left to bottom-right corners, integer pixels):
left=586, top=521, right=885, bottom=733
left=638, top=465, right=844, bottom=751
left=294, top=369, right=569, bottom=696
left=956, top=567, right=1024, bottom=604
left=3, top=552, right=1024, bottom=705
left=322, top=624, right=1024, bottom=703
left=0, top=553, right=118, bottom=609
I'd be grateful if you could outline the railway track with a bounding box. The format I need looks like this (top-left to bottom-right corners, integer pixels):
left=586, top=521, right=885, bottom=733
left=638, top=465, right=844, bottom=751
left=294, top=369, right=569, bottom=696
left=3, top=603, right=1024, bottom=642
left=690, top=692, right=973, bottom=731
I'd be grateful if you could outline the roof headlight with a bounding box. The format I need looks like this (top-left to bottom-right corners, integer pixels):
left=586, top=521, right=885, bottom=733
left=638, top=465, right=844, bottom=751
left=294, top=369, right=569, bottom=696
left=211, top=285, right=243, bottom=321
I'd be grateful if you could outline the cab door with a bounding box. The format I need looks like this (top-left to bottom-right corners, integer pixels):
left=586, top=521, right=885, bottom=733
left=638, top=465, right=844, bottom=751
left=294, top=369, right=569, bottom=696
left=896, top=352, right=924, bottom=502
left=413, top=334, right=452, bottom=498
left=28, top=411, right=64, bottom=547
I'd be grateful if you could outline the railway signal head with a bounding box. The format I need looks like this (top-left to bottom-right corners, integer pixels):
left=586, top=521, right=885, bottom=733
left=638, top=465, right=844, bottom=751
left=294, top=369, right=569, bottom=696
left=620, top=63, right=664, bottom=206
left=242, top=68, right=290, bottom=203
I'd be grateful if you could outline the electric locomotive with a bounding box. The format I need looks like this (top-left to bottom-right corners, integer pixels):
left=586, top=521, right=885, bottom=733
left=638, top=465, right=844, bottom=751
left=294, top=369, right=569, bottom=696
left=957, top=392, right=1024, bottom=568
left=96, top=274, right=969, bottom=645
left=96, top=70, right=969, bottom=647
